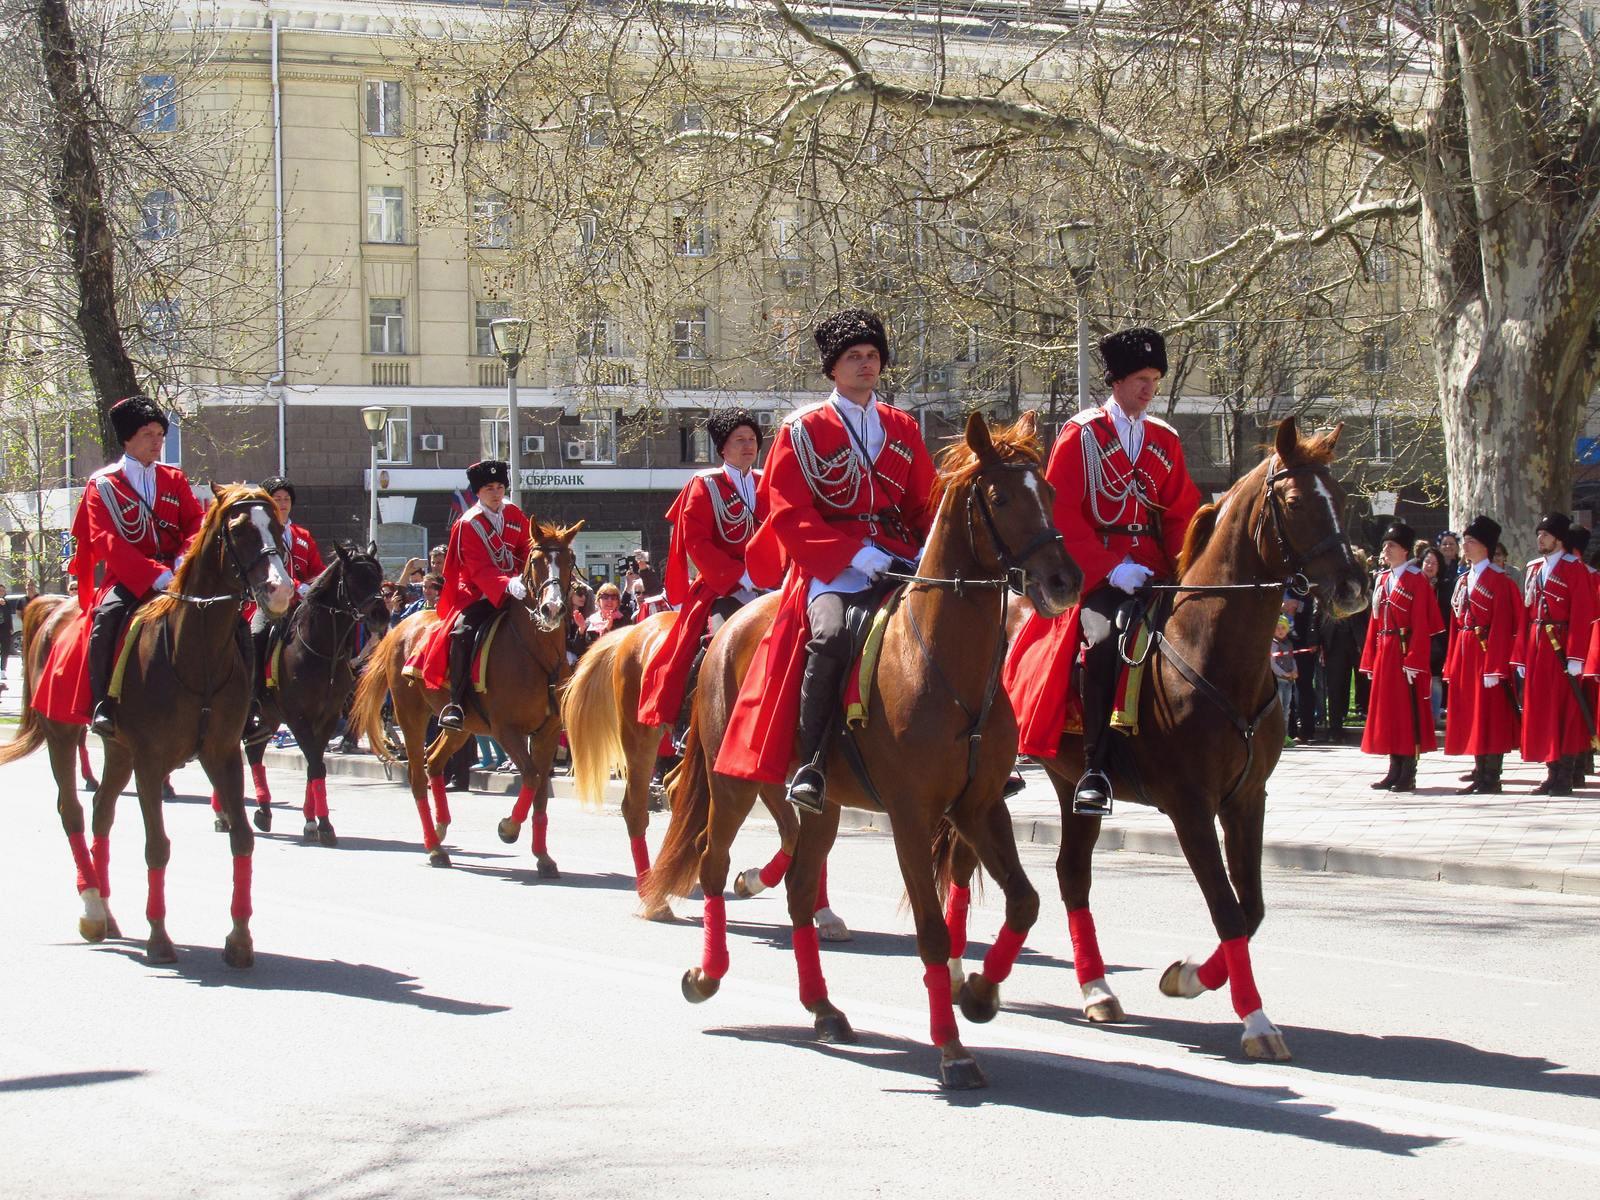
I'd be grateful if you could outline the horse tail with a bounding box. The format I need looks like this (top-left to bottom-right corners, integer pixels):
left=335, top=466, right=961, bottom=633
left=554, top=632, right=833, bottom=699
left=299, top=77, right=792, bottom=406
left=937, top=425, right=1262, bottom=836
left=930, top=816, right=982, bottom=907
left=641, top=710, right=711, bottom=908
left=350, top=623, right=406, bottom=763
left=0, top=597, right=56, bottom=766
left=560, top=631, right=625, bottom=810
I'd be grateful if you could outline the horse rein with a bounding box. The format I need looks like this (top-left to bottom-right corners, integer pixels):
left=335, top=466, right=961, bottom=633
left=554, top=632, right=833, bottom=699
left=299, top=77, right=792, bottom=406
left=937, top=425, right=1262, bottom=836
left=161, top=500, right=291, bottom=610
left=292, top=558, right=384, bottom=664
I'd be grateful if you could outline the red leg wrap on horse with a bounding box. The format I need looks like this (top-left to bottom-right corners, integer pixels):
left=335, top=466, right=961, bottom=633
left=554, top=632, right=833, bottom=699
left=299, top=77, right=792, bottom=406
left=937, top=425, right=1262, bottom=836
left=922, top=963, right=959, bottom=1047
left=629, top=835, right=651, bottom=887
left=429, top=775, right=451, bottom=827
left=303, top=781, right=316, bottom=820
left=210, top=793, right=222, bottom=814
left=413, top=792, right=440, bottom=851
left=230, top=855, right=252, bottom=921
left=701, top=894, right=729, bottom=979
left=1066, top=907, right=1106, bottom=985
left=314, top=778, right=329, bottom=820
left=1195, top=942, right=1230, bottom=991
left=511, top=784, right=536, bottom=823
left=251, top=763, right=271, bottom=805
left=532, top=812, right=549, bottom=857
left=1221, top=937, right=1263, bottom=1018
left=945, top=885, right=971, bottom=958
left=78, top=743, right=92, bottom=777
left=981, top=922, right=1027, bottom=985
left=92, top=836, right=111, bottom=902
left=758, top=848, right=792, bottom=890
left=814, top=858, right=830, bottom=910
left=146, top=868, right=166, bottom=922
left=67, top=831, right=98, bottom=895
left=792, top=924, right=827, bottom=1007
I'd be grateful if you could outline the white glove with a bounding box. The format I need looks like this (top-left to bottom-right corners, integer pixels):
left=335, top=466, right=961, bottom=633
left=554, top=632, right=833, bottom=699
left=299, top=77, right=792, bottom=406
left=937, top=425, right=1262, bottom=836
left=1568, top=658, right=1583, bottom=677
left=1108, top=562, right=1153, bottom=594
left=738, top=570, right=755, bottom=591
left=1403, top=667, right=1419, bottom=684
left=297, top=582, right=311, bottom=598
left=1483, top=674, right=1500, bottom=689
left=1517, top=665, right=1526, bottom=679
left=504, top=576, right=528, bottom=601
left=173, top=554, right=185, bottom=572
left=152, top=569, right=174, bottom=591
left=850, top=545, right=894, bottom=581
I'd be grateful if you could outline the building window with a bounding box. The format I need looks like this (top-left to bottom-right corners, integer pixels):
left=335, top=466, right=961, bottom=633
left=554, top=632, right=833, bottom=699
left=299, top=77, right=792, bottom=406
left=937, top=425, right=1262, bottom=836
left=1362, top=330, right=1389, bottom=374
left=474, top=90, right=506, bottom=142
left=578, top=314, right=622, bottom=359
left=581, top=410, right=616, bottom=464
left=672, top=308, right=708, bottom=360
left=369, top=297, right=406, bottom=355
left=771, top=203, right=803, bottom=260
left=141, top=300, right=180, bottom=348
left=1369, top=414, right=1395, bottom=464
left=364, top=80, right=403, bottom=137
left=578, top=95, right=612, bottom=148
left=954, top=328, right=980, bottom=364
left=160, top=411, right=182, bottom=465
left=680, top=423, right=712, bottom=464
left=471, top=194, right=512, bottom=248
left=1368, top=248, right=1392, bottom=283
left=137, top=75, right=176, bottom=132
left=671, top=203, right=709, bottom=257
left=139, top=190, right=178, bottom=240
left=668, top=105, right=705, bottom=136
left=366, top=186, right=405, bottom=244
left=378, top=407, right=411, bottom=465
left=473, top=299, right=511, bottom=357
left=480, top=407, right=510, bottom=460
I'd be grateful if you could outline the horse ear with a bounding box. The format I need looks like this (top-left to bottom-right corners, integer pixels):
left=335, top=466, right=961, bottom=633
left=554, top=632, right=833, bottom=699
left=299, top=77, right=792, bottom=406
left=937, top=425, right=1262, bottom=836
left=367, top=540, right=378, bottom=559
left=209, top=481, right=224, bottom=499
left=1015, top=409, right=1038, bottom=442
left=335, top=544, right=351, bottom=564
left=1324, top=421, right=1344, bottom=449
left=1274, top=416, right=1299, bottom=462
left=964, top=409, right=996, bottom=459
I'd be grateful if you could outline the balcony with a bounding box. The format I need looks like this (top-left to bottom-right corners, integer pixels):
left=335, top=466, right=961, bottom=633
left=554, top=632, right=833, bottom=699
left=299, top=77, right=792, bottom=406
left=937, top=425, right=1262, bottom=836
left=555, top=356, right=641, bottom=391
left=676, top=363, right=714, bottom=390
left=370, top=360, right=410, bottom=387
left=477, top=361, right=507, bottom=388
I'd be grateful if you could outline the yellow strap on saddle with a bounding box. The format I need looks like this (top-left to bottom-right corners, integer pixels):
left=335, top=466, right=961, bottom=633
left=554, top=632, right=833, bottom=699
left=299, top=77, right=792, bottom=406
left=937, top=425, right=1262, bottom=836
left=845, top=600, right=897, bottom=730
left=473, top=611, right=506, bottom=693
left=1110, top=622, right=1152, bottom=734
left=108, top=611, right=147, bottom=702
left=266, top=638, right=284, bottom=692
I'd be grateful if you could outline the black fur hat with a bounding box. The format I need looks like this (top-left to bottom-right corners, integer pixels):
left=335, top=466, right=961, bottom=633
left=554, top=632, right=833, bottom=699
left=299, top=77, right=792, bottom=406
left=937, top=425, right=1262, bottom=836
left=707, top=408, right=762, bottom=456
left=1381, top=521, right=1417, bottom=551
left=1537, top=511, right=1573, bottom=540
left=109, top=394, right=168, bottom=445
left=814, top=309, right=890, bottom=378
left=467, top=459, right=510, bottom=493
left=1461, top=514, right=1501, bottom=549
left=260, top=476, right=295, bottom=503
left=1567, top=524, right=1591, bottom=554
left=1098, top=326, right=1167, bottom=385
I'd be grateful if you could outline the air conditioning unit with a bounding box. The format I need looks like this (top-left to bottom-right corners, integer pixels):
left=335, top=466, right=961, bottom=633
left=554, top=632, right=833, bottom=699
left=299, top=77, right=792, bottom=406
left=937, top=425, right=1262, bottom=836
left=563, top=439, right=588, bottom=461
left=521, top=435, right=545, bottom=454
left=924, top=367, right=950, bottom=390
left=416, top=433, right=444, bottom=452
left=779, top=265, right=809, bottom=288
left=755, top=410, right=779, bottom=430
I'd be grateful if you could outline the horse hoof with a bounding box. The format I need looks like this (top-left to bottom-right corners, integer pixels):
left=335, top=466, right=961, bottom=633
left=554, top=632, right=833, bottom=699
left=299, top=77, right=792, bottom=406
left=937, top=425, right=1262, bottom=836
left=213, top=817, right=230, bottom=833
left=496, top=818, right=520, bottom=844
left=146, top=934, right=177, bottom=964
left=939, top=1054, right=988, bottom=1091
left=732, top=868, right=762, bottom=899
left=815, top=907, right=852, bottom=942
left=1243, top=1030, right=1293, bottom=1061
left=536, top=858, right=560, bottom=880
left=813, top=1010, right=856, bottom=1044
left=640, top=903, right=675, bottom=923
left=1160, top=960, right=1205, bottom=999
left=958, top=976, right=1001, bottom=1024
left=104, top=913, right=123, bottom=939
left=428, top=848, right=452, bottom=868
left=81, top=775, right=99, bottom=792
left=1085, top=997, right=1126, bottom=1024
left=433, top=821, right=450, bottom=845
left=78, top=917, right=107, bottom=944
left=318, top=821, right=338, bottom=848
left=252, top=806, right=272, bottom=833
left=302, top=820, right=318, bottom=842
left=681, top=968, right=720, bottom=1004
left=222, top=936, right=254, bottom=969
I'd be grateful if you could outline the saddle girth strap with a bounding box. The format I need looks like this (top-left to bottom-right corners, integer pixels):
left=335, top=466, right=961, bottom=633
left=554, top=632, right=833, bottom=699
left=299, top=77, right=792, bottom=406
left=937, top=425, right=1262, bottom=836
left=1155, top=634, right=1280, bottom=807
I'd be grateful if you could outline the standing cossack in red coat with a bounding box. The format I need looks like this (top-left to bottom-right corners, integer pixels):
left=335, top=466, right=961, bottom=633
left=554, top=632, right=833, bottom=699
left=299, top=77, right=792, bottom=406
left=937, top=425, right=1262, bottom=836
left=435, top=459, right=533, bottom=729
left=1567, top=524, right=1600, bottom=788
left=1515, top=511, right=1597, bottom=795
left=637, top=409, right=767, bottom=739
left=33, top=395, right=205, bottom=732
left=1002, top=326, right=1201, bottom=815
left=715, top=310, right=936, bottom=811
left=1442, top=514, right=1523, bottom=794
left=1359, top=522, right=1444, bottom=792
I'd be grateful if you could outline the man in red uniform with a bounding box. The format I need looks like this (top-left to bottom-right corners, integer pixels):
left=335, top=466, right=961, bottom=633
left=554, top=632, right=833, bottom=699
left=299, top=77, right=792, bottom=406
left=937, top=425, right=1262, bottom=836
left=715, top=309, right=937, bottom=812
left=1360, top=522, right=1444, bottom=792
left=1516, top=511, right=1596, bottom=795
left=438, top=459, right=533, bottom=730
left=637, top=408, right=765, bottom=743
left=1443, top=515, right=1523, bottom=794
left=80, top=396, right=206, bottom=735
left=1006, top=327, right=1200, bottom=815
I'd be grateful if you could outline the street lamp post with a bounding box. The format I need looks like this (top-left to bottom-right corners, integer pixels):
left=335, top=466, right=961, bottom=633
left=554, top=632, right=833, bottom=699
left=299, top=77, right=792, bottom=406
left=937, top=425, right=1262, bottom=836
left=490, top=317, right=530, bottom=509
left=1055, top=221, right=1098, bottom=412
left=360, top=406, right=388, bottom=548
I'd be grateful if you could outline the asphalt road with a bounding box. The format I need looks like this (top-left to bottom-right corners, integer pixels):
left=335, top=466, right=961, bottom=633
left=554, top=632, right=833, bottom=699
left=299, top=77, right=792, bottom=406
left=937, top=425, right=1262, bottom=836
left=2, top=749, right=1598, bottom=1198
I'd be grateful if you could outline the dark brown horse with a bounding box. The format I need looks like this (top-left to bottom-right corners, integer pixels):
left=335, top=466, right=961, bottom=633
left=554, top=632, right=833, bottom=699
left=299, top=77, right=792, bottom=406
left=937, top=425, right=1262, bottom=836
left=1009, top=418, right=1366, bottom=1060
left=644, top=411, right=1081, bottom=1090
left=350, top=521, right=583, bottom=868
left=0, top=483, right=295, bottom=964
left=227, top=543, right=386, bottom=845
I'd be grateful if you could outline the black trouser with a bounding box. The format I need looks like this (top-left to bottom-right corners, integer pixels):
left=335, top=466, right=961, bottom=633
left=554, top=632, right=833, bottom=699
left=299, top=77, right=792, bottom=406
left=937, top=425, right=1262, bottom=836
left=1078, top=585, right=1127, bottom=777
left=447, top=598, right=498, bottom=709
left=87, top=583, right=142, bottom=706
left=250, top=603, right=274, bottom=699
left=1293, top=657, right=1319, bottom=739
left=795, top=588, right=874, bottom=767
left=1324, top=649, right=1356, bottom=736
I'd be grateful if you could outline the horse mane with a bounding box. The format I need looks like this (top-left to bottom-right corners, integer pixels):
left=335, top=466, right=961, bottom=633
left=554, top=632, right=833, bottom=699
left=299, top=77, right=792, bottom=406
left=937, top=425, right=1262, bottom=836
left=1176, top=503, right=1220, bottom=577
left=143, top=482, right=276, bottom=621
left=931, top=414, right=1044, bottom=506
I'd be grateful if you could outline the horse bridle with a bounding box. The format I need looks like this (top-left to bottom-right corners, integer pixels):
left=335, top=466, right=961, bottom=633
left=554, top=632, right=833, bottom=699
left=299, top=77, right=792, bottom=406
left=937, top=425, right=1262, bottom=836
left=164, top=500, right=290, bottom=609
left=1253, top=457, right=1356, bottom=595
left=293, top=554, right=384, bottom=662
left=520, top=543, right=570, bottom=634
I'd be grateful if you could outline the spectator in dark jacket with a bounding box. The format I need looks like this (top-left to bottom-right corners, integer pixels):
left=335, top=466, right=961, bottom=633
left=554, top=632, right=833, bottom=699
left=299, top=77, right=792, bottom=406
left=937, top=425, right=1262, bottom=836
left=1285, top=592, right=1322, bottom=740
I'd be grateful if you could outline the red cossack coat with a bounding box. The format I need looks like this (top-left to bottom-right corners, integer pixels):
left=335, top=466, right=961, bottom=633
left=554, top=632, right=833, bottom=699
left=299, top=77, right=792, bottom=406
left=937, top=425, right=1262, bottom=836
left=34, top=463, right=204, bottom=724
left=1004, top=405, right=1201, bottom=757
left=636, top=468, right=763, bottom=728
left=414, top=502, right=532, bottom=689
left=282, top=521, right=326, bottom=587
left=714, top=400, right=936, bottom=782
left=1442, top=565, right=1523, bottom=756
left=1515, top=554, right=1596, bottom=762
left=1359, top=562, right=1444, bottom=756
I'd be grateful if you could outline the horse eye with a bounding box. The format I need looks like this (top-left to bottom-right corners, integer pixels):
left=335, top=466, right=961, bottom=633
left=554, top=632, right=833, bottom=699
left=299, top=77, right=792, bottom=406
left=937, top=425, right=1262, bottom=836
left=988, top=487, right=1008, bottom=508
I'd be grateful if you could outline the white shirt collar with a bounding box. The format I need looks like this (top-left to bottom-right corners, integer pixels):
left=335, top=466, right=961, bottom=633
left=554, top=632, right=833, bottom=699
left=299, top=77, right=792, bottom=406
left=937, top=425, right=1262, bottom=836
left=118, top=454, right=156, bottom=503
left=721, top=462, right=756, bottom=507
left=1104, top=397, right=1147, bottom=461
left=1542, top=550, right=1563, bottom=582
left=464, top=501, right=504, bottom=532
left=828, top=389, right=883, bottom=461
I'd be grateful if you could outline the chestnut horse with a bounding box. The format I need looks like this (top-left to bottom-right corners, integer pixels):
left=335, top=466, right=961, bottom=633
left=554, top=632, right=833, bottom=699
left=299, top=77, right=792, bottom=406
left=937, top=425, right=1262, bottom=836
left=1003, top=417, right=1366, bottom=1061
left=350, top=521, right=582, bottom=869
left=560, top=615, right=849, bottom=934
left=0, top=484, right=294, bottom=964
left=644, top=411, right=1082, bottom=1090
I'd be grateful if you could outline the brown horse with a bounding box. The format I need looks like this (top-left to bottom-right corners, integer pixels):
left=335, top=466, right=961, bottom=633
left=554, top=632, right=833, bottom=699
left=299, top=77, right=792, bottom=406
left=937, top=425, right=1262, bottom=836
left=1012, top=417, right=1366, bottom=1061
left=0, top=483, right=295, bottom=964
left=560, top=614, right=850, bottom=934
left=350, top=521, right=582, bottom=869
left=644, top=411, right=1082, bottom=1090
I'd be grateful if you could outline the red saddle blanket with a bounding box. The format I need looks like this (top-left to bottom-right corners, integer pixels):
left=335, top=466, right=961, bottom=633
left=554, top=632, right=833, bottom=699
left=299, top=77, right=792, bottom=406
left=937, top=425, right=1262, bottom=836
left=1003, top=602, right=1150, bottom=756
left=403, top=612, right=500, bottom=693
left=34, top=602, right=149, bottom=727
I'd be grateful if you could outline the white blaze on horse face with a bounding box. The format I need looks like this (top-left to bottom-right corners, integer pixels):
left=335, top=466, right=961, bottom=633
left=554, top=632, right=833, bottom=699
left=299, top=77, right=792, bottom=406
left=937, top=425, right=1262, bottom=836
left=1021, top=468, right=1051, bottom=524
left=1312, top=477, right=1344, bottom=537
left=251, top=505, right=296, bottom=614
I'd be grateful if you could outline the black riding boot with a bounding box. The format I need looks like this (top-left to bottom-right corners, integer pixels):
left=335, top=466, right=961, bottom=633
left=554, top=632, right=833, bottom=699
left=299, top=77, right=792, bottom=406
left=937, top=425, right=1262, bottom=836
left=1456, top=755, right=1485, bottom=795
left=784, top=649, right=848, bottom=815
left=1370, top=755, right=1400, bottom=790
left=1073, top=662, right=1119, bottom=817
left=1479, top=754, right=1504, bottom=794
left=86, top=601, right=128, bottom=737
left=237, top=619, right=262, bottom=738
left=672, top=640, right=712, bottom=753
left=1388, top=755, right=1417, bottom=792
left=1551, top=755, right=1577, bottom=797
left=438, top=621, right=476, bottom=730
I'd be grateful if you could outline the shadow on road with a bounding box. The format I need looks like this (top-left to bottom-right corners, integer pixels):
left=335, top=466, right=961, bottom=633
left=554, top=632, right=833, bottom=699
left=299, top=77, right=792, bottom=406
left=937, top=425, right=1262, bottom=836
left=720, top=916, right=1082, bottom=974
left=450, top=863, right=643, bottom=893
left=705, top=1024, right=1442, bottom=1155
left=0, top=1069, right=145, bottom=1093
left=91, top=944, right=509, bottom=1017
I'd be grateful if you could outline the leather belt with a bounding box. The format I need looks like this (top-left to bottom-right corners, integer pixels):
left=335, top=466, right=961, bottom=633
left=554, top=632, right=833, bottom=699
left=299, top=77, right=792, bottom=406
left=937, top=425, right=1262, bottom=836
left=1098, top=523, right=1151, bottom=536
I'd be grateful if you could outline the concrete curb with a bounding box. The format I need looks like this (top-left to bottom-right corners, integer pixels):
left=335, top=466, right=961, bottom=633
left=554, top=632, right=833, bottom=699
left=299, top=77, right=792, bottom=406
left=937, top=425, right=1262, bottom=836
left=262, top=747, right=1595, bottom=896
